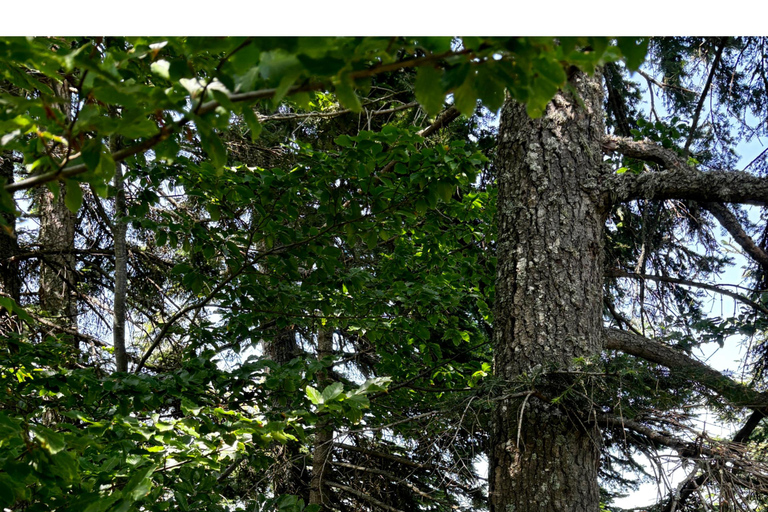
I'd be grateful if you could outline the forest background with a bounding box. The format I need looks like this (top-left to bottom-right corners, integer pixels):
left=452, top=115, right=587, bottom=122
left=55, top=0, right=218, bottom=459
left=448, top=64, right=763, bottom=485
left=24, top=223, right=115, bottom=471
left=3, top=11, right=768, bottom=512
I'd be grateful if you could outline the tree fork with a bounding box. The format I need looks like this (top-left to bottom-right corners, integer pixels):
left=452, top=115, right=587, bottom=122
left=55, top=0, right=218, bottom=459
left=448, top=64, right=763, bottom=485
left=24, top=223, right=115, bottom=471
left=490, top=71, right=608, bottom=511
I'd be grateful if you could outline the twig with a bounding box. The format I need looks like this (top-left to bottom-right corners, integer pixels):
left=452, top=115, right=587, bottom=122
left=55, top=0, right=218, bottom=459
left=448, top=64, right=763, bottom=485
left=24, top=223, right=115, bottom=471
left=325, top=480, right=406, bottom=512
left=684, top=38, right=727, bottom=156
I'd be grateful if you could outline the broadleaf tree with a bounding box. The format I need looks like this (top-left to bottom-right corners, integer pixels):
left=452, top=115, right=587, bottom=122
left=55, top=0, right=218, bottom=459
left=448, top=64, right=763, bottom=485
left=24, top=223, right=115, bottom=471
left=2, top=35, right=768, bottom=512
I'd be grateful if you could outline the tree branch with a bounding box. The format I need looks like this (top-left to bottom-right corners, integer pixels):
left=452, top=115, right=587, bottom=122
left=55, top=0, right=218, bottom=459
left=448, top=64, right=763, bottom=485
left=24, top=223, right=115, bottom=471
left=417, top=106, right=461, bottom=138
left=606, top=268, right=768, bottom=316
left=684, top=38, right=726, bottom=155
left=603, top=328, right=768, bottom=409
left=596, top=413, right=727, bottom=459
left=335, top=443, right=434, bottom=471
left=701, top=202, right=768, bottom=268
left=325, top=480, right=406, bottom=512
left=112, top=137, right=128, bottom=373
left=331, top=461, right=454, bottom=507
left=603, top=145, right=768, bottom=206
left=660, top=405, right=768, bottom=512
left=636, top=69, right=697, bottom=95
left=604, top=135, right=687, bottom=170
left=253, top=100, right=419, bottom=123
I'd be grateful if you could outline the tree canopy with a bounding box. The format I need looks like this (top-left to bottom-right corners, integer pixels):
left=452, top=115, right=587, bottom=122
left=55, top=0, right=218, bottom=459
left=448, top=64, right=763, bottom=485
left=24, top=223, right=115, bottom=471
left=2, top=36, right=768, bottom=512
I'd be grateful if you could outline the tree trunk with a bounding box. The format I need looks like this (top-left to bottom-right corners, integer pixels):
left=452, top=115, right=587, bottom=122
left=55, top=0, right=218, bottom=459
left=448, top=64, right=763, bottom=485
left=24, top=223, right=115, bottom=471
left=0, top=151, right=21, bottom=337
left=309, top=328, right=333, bottom=509
left=265, top=327, right=310, bottom=501
left=37, top=81, right=78, bottom=348
left=37, top=183, right=77, bottom=335
left=112, top=148, right=128, bottom=372
left=490, top=71, right=608, bottom=512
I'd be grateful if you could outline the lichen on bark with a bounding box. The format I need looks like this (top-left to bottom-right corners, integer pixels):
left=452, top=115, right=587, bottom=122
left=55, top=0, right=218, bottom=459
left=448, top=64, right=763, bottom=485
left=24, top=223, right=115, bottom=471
left=490, top=71, right=608, bottom=512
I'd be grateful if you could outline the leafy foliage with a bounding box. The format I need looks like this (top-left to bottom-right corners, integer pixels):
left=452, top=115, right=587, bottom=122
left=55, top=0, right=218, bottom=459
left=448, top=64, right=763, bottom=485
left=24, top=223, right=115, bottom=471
left=0, top=35, right=672, bottom=512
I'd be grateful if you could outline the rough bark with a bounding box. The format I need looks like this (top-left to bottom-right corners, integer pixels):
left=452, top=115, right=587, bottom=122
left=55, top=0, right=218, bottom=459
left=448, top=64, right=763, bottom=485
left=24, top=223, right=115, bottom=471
left=605, top=136, right=768, bottom=206
left=309, top=328, right=333, bottom=508
left=36, top=184, right=77, bottom=336
left=490, top=72, right=607, bottom=512
left=36, top=81, right=78, bottom=348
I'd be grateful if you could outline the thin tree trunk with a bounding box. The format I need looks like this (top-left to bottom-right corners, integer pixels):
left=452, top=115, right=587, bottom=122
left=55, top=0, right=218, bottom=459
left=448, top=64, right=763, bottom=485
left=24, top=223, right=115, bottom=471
left=0, top=151, right=21, bottom=337
left=309, top=328, right=333, bottom=508
left=37, top=184, right=78, bottom=335
left=112, top=138, right=128, bottom=372
left=37, top=81, right=78, bottom=349
left=266, top=327, right=310, bottom=501
left=490, top=71, right=608, bottom=512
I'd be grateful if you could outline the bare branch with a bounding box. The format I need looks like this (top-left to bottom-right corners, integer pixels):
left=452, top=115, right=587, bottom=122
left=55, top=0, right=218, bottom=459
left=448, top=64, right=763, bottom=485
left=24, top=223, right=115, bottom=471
left=603, top=328, right=768, bottom=409
left=604, top=134, right=688, bottom=170
left=417, top=106, right=461, bottom=138
left=331, top=461, right=457, bottom=508
left=684, top=38, right=727, bottom=155
left=606, top=268, right=768, bottom=316
left=254, top=100, right=419, bottom=123
left=701, top=202, right=768, bottom=268
left=325, top=480, right=406, bottom=512
left=597, top=413, right=729, bottom=459
left=636, top=69, right=698, bottom=94
left=335, top=443, right=434, bottom=471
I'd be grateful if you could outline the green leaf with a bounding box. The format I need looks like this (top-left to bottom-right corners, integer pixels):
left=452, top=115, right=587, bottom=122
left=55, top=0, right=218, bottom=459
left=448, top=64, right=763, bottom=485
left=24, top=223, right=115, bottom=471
left=150, top=59, right=171, bottom=80
left=83, top=495, right=119, bottom=512
left=453, top=74, right=477, bottom=117
left=335, top=78, right=361, bottom=113
left=180, top=398, right=202, bottom=416
left=117, top=117, right=159, bottom=139
left=475, top=65, right=506, bottom=112
left=81, top=139, right=102, bottom=173
left=64, top=180, right=83, bottom=213
left=122, top=464, right=157, bottom=501
left=242, top=107, right=263, bottom=141
left=206, top=203, right=221, bottom=222
left=437, top=182, right=454, bottom=202
left=99, top=151, right=116, bottom=182
left=306, top=385, right=323, bottom=405
left=30, top=425, right=66, bottom=454
left=345, top=393, right=370, bottom=409
left=355, top=377, right=391, bottom=394
left=440, top=63, right=471, bottom=91
left=197, top=124, right=227, bottom=169
left=415, top=324, right=430, bottom=341
left=335, top=134, right=353, bottom=147
left=0, top=296, right=33, bottom=323
left=322, top=382, right=344, bottom=402
left=415, top=66, right=445, bottom=116
left=296, top=54, right=346, bottom=75
left=617, top=37, right=649, bottom=72
left=273, top=71, right=302, bottom=107
left=0, top=477, right=19, bottom=509
left=0, top=297, right=13, bottom=315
